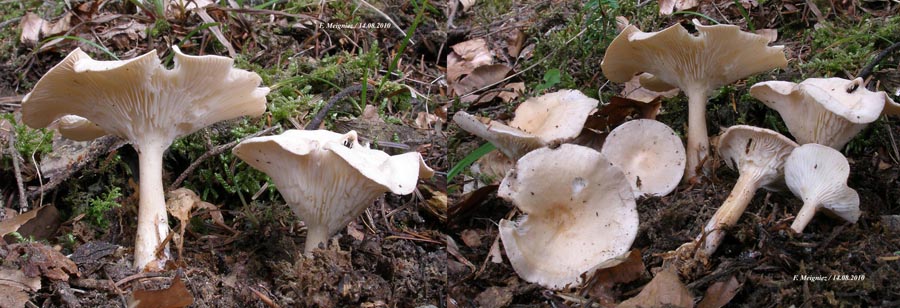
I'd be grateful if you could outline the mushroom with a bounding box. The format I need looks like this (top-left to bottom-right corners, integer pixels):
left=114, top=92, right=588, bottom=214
left=750, top=77, right=897, bottom=149
left=56, top=115, right=108, bottom=141
left=601, top=20, right=788, bottom=181
left=498, top=144, right=638, bottom=289
left=600, top=119, right=685, bottom=198
left=232, top=129, right=434, bottom=254
left=784, top=144, right=860, bottom=233
left=21, top=47, right=269, bottom=269
left=452, top=89, right=597, bottom=161
left=692, top=125, right=797, bottom=256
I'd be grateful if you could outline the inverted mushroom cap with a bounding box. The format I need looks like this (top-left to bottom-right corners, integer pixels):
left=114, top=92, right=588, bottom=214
left=784, top=144, right=859, bottom=232
left=453, top=89, right=597, bottom=160
left=750, top=78, right=893, bottom=148
left=22, top=46, right=269, bottom=148
left=718, top=125, right=798, bottom=189
left=498, top=144, right=638, bottom=289
left=233, top=129, right=433, bottom=252
left=601, top=119, right=685, bottom=198
left=56, top=115, right=107, bottom=141
left=602, top=20, right=787, bottom=95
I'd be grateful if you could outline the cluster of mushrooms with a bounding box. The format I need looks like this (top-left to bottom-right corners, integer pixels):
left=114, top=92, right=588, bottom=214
left=453, top=19, right=900, bottom=290
left=20, top=47, right=433, bottom=271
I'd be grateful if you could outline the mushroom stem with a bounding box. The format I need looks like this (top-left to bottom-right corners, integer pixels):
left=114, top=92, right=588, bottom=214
left=684, top=88, right=710, bottom=181
left=699, top=172, right=761, bottom=256
left=790, top=201, right=819, bottom=233
left=304, top=225, right=330, bottom=254
left=133, top=142, right=170, bottom=270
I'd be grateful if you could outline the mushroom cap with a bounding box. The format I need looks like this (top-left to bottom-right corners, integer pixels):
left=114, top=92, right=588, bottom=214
left=498, top=144, right=638, bottom=289
left=717, top=125, right=798, bottom=189
left=233, top=130, right=433, bottom=245
left=22, top=46, right=269, bottom=148
left=784, top=144, right=860, bottom=223
left=601, top=20, right=787, bottom=94
left=750, top=78, right=892, bottom=148
left=452, top=89, right=597, bottom=160
left=56, top=115, right=107, bottom=141
left=600, top=119, right=685, bottom=198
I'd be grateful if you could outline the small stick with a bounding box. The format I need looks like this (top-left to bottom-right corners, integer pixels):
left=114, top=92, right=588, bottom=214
left=857, top=41, right=900, bottom=84
left=6, top=129, right=28, bottom=212
left=305, top=84, right=364, bottom=130
left=168, top=125, right=280, bottom=190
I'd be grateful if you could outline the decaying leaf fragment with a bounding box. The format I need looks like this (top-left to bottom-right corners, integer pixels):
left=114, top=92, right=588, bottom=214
left=128, top=275, right=194, bottom=308
left=618, top=267, right=694, bottom=308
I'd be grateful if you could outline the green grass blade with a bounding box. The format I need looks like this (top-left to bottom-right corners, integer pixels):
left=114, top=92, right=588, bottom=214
left=732, top=0, right=754, bottom=31
left=448, top=142, right=496, bottom=182
left=39, top=36, right=119, bottom=60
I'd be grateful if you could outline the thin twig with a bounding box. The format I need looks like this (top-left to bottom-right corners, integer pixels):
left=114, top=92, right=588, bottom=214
left=858, top=41, right=900, bottom=82
left=168, top=125, right=281, bottom=190
left=305, top=84, right=364, bottom=130
left=6, top=129, right=28, bottom=212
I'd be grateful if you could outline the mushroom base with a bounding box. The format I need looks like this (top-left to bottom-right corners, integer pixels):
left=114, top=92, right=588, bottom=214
left=133, top=143, right=171, bottom=270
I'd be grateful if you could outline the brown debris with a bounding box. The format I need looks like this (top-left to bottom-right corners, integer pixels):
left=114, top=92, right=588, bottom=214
left=697, top=275, right=741, bottom=308
left=128, top=275, right=195, bottom=308
left=618, top=267, right=694, bottom=308
left=5, top=242, right=79, bottom=281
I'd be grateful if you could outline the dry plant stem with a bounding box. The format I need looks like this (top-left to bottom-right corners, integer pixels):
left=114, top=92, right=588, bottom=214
left=790, top=201, right=819, bottom=233
left=6, top=131, right=28, bottom=211
left=685, top=88, right=710, bottom=181
left=133, top=141, right=170, bottom=270
left=699, top=172, right=761, bottom=256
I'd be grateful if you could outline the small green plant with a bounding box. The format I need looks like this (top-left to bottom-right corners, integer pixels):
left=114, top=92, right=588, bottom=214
left=534, top=69, right=562, bottom=93
left=0, top=114, right=54, bottom=160
left=86, top=187, right=123, bottom=228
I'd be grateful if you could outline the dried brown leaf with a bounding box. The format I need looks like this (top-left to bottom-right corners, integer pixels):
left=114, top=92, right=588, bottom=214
left=19, top=12, right=43, bottom=46
left=697, top=276, right=741, bottom=308
left=586, top=96, right=662, bottom=132
left=459, top=229, right=483, bottom=248
left=361, top=105, right=384, bottom=123
left=754, top=29, right=778, bottom=44
left=452, top=64, right=512, bottom=101
left=415, top=112, right=442, bottom=129
left=0, top=268, right=41, bottom=292
left=618, top=267, right=694, bottom=308
left=447, top=38, right=493, bottom=82
left=129, top=275, right=194, bottom=308
left=623, top=74, right=679, bottom=103
left=506, top=29, right=527, bottom=58
left=40, top=12, right=72, bottom=38
left=587, top=249, right=646, bottom=305
left=5, top=242, right=78, bottom=281
left=497, top=82, right=525, bottom=103
left=472, top=150, right=514, bottom=184
left=658, top=0, right=699, bottom=15
left=0, top=206, right=44, bottom=237
left=459, top=0, right=477, bottom=11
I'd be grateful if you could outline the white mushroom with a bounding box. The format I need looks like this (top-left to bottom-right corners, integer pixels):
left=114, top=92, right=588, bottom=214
left=602, top=20, right=788, bottom=181
left=784, top=144, right=860, bottom=233
left=498, top=144, right=638, bottom=289
left=750, top=77, right=896, bottom=149
left=601, top=119, right=685, bottom=198
left=21, top=47, right=269, bottom=270
left=453, top=89, right=597, bottom=160
left=56, top=115, right=107, bottom=141
left=233, top=129, right=434, bottom=254
left=693, top=125, right=797, bottom=257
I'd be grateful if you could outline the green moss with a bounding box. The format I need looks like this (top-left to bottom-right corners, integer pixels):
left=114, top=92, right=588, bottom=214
left=801, top=16, right=900, bottom=77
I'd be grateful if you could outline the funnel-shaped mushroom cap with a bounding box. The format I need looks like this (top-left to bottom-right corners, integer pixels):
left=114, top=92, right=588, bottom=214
left=498, top=144, right=638, bottom=289
left=718, top=125, right=798, bottom=189
left=601, top=119, right=685, bottom=198
left=233, top=129, right=433, bottom=252
left=602, top=20, right=787, bottom=93
left=750, top=78, right=893, bottom=148
left=784, top=144, right=859, bottom=232
left=22, top=46, right=269, bottom=148
left=56, top=115, right=107, bottom=141
left=453, top=90, right=597, bottom=160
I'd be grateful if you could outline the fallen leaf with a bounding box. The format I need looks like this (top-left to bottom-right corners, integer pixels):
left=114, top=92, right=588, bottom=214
left=505, top=29, right=527, bottom=58
left=475, top=286, right=514, bottom=308
left=166, top=188, right=197, bottom=260
left=623, top=73, right=679, bottom=103
left=658, top=0, right=699, bottom=15
left=497, top=82, right=525, bottom=103
left=618, top=267, right=694, bottom=308
left=0, top=206, right=44, bottom=237
left=5, top=242, right=79, bottom=281
left=0, top=268, right=39, bottom=308
left=586, top=249, right=646, bottom=305
left=472, top=150, right=514, bottom=184
left=459, top=229, right=483, bottom=248
left=40, top=12, right=72, bottom=38
left=415, top=112, right=442, bottom=129
left=346, top=221, right=366, bottom=241
left=754, top=29, right=778, bottom=44
left=585, top=96, right=662, bottom=132
left=361, top=105, right=384, bottom=123
left=459, top=0, right=477, bottom=11
left=447, top=38, right=493, bottom=82
left=194, top=201, right=230, bottom=231
left=15, top=205, right=62, bottom=241
left=129, top=275, right=194, bottom=308
left=452, top=64, right=512, bottom=102
left=697, top=276, right=741, bottom=308
left=19, top=12, right=43, bottom=46
left=488, top=233, right=503, bottom=263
